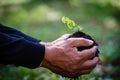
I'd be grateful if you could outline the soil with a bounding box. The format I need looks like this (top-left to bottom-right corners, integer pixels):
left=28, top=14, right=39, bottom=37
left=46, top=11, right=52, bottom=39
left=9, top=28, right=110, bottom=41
left=68, top=31, right=99, bottom=57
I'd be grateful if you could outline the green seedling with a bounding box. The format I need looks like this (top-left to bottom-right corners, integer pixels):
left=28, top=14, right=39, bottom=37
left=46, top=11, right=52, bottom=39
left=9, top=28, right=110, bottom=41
left=62, top=16, right=83, bottom=31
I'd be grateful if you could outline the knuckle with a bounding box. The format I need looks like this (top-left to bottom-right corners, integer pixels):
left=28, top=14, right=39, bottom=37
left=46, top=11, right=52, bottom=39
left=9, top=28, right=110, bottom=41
left=75, top=56, right=83, bottom=63
left=78, top=52, right=86, bottom=60
left=71, top=47, right=77, bottom=51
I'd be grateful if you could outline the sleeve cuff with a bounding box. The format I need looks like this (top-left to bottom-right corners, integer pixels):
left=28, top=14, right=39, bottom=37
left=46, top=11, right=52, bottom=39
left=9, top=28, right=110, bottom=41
left=19, top=41, right=45, bottom=68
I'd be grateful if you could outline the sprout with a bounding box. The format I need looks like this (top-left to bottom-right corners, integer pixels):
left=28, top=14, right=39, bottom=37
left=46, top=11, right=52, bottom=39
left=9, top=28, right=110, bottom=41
left=67, top=20, right=76, bottom=29
left=62, top=16, right=83, bottom=31
left=62, top=16, right=69, bottom=23
left=62, top=16, right=76, bottom=29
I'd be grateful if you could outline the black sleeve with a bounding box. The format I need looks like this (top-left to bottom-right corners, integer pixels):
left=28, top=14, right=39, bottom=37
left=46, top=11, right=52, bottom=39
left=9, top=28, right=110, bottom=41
left=0, top=24, right=45, bottom=68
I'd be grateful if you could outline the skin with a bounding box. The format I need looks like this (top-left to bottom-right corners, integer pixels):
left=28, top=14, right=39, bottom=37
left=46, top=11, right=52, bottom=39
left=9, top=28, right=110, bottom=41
left=40, top=34, right=99, bottom=78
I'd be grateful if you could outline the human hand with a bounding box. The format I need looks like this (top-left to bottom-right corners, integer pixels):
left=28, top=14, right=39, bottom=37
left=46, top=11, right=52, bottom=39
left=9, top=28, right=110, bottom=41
left=40, top=34, right=99, bottom=78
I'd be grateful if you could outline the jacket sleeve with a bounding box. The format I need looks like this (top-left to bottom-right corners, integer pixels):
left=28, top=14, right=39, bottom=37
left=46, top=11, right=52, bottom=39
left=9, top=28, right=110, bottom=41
left=0, top=24, right=45, bottom=68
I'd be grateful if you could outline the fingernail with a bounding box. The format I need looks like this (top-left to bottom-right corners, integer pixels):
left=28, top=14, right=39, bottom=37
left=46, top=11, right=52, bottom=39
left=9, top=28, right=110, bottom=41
left=94, top=46, right=98, bottom=50
left=88, top=40, right=93, bottom=45
left=94, top=57, right=99, bottom=62
left=93, top=46, right=97, bottom=52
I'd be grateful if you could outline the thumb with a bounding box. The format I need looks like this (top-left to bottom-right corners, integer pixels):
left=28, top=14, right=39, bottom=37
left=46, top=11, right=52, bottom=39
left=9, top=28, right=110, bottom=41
left=67, top=38, right=93, bottom=47
left=54, top=34, right=71, bottom=42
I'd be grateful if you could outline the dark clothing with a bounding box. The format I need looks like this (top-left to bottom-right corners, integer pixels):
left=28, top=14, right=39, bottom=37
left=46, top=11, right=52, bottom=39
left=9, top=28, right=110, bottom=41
left=0, top=24, right=45, bottom=68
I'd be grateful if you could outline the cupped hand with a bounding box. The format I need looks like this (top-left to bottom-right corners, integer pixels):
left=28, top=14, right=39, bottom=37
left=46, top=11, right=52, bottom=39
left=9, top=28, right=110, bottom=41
left=40, top=34, right=99, bottom=78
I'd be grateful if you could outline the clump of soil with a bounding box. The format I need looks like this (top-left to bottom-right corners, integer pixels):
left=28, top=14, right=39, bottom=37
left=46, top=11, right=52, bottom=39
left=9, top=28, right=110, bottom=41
left=68, top=31, right=99, bottom=57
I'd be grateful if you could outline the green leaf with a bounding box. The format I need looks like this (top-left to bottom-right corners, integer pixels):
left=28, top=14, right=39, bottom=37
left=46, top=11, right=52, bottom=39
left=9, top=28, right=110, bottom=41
left=62, top=16, right=69, bottom=23
left=61, top=16, right=83, bottom=31
left=67, top=20, right=76, bottom=29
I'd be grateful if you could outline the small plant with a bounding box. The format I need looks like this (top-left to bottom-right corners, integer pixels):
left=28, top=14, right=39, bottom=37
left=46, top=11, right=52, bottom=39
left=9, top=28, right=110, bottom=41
left=62, top=16, right=83, bottom=32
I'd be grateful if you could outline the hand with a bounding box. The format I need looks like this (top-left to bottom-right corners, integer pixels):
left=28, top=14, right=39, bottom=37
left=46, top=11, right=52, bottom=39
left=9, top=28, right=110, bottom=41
left=40, top=34, right=99, bottom=78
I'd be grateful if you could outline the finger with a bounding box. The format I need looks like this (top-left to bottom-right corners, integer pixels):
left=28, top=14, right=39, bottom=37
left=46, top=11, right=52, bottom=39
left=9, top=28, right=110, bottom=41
left=59, top=34, right=71, bottom=40
left=54, top=34, right=71, bottom=42
left=70, top=69, right=93, bottom=77
left=79, top=57, right=99, bottom=70
left=78, top=46, right=97, bottom=60
left=79, top=69, right=92, bottom=75
left=66, top=38, right=93, bottom=47
left=45, top=61, right=67, bottom=76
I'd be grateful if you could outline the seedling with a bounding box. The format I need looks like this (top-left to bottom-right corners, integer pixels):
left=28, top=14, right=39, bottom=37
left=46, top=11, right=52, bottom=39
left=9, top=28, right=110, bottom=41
left=62, top=16, right=83, bottom=32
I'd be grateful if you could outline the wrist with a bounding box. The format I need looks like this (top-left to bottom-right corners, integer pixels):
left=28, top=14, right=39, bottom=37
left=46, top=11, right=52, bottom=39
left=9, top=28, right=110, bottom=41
left=39, top=42, right=49, bottom=67
left=39, top=42, right=54, bottom=68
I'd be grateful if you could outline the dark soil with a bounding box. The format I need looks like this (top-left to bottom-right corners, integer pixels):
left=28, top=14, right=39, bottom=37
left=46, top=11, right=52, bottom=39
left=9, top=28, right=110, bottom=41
left=68, top=31, right=99, bottom=58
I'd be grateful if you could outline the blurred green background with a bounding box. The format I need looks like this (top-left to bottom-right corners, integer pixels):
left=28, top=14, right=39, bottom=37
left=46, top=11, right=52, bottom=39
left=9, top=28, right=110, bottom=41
left=0, top=0, right=120, bottom=80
